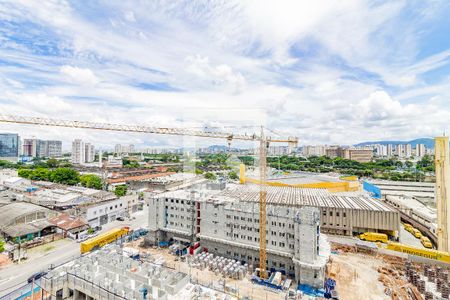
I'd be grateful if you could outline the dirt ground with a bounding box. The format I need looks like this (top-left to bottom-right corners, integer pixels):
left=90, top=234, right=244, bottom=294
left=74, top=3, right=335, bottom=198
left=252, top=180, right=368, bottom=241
left=328, top=252, right=389, bottom=300
left=125, top=240, right=287, bottom=300
left=0, top=253, right=11, bottom=267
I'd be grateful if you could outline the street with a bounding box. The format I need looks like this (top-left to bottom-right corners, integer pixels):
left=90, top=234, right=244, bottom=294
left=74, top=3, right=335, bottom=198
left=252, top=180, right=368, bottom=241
left=0, top=206, right=148, bottom=298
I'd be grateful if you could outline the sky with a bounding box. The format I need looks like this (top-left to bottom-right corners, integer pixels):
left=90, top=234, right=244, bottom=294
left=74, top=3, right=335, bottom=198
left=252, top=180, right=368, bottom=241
left=0, top=1, right=450, bottom=150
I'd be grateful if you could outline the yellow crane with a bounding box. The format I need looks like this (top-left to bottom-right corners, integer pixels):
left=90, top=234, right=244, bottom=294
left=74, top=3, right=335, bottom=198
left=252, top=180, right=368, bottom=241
left=0, top=114, right=297, bottom=279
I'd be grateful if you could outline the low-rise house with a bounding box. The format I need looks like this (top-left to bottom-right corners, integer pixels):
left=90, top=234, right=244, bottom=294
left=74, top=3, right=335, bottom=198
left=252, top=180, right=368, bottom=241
left=49, top=214, right=89, bottom=239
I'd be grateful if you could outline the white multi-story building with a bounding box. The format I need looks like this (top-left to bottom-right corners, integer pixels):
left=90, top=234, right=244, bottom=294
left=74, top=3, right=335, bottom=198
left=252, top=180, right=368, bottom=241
left=396, top=144, right=404, bottom=158
left=47, top=140, right=62, bottom=158
left=147, top=183, right=399, bottom=288
left=85, top=198, right=127, bottom=228
left=302, top=145, right=326, bottom=157
left=405, top=144, right=412, bottom=158
left=72, top=139, right=96, bottom=164
left=387, top=144, right=394, bottom=157
left=115, top=144, right=135, bottom=154
left=71, top=139, right=85, bottom=164
left=416, top=144, right=427, bottom=157
left=23, top=139, right=62, bottom=158
left=85, top=143, right=95, bottom=163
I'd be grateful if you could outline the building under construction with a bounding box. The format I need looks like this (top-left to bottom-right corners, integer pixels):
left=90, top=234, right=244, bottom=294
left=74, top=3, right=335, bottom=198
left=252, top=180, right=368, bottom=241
left=147, top=183, right=400, bottom=288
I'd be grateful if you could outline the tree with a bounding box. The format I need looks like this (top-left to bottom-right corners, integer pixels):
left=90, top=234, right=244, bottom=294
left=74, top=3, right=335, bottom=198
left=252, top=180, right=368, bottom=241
left=0, top=238, right=4, bottom=253
left=195, top=169, right=204, bottom=175
left=80, top=174, right=102, bottom=189
left=204, top=172, right=217, bottom=180
left=115, top=185, right=128, bottom=197
left=228, top=170, right=238, bottom=180
left=50, top=168, right=80, bottom=185
left=29, top=168, right=50, bottom=181
left=46, top=158, right=59, bottom=168
left=18, top=168, right=33, bottom=178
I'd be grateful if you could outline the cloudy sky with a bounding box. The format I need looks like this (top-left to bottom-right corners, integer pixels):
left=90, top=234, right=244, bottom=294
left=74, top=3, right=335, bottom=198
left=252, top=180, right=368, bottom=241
left=0, top=1, right=450, bottom=150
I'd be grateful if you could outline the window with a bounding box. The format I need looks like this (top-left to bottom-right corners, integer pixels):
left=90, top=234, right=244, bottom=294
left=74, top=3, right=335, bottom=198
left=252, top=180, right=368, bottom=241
left=336, top=212, right=340, bottom=217
left=343, top=212, right=347, bottom=218
left=110, top=206, right=113, bottom=210
left=323, top=211, right=326, bottom=216
left=120, top=204, right=122, bottom=207
left=115, top=205, right=117, bottom=208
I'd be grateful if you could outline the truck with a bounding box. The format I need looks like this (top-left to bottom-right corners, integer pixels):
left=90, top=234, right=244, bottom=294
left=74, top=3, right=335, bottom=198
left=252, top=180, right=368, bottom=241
left=359, top=232, right=388, bottom=243
left=80, top=227, right=129, bottom=254
left=412, top=228, right=422, bottom=239
left=421, top=236, right=433, bottom=249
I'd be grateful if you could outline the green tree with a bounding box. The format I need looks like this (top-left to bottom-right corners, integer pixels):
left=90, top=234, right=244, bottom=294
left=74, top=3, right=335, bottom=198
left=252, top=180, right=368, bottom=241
left=114, top=185, right=128, bottom=197
left=50, top=168, right=80, bottom=185
left=18, top=168, right=33, bottom=178
left=29, top=168, right=50, bottom=181
left=46, top=158, right=59, bottom=168
left=228, top=170, right=238, bottom=180
left=204, top=172, right=217, bottom=180
left=80, top=174, right=102, bottom=189
left=0, top=238, right=4, bottom=253
left=195, top=169, right=204, bottom=175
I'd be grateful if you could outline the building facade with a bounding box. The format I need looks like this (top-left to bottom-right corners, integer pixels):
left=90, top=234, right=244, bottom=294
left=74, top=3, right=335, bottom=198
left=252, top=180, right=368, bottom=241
left=0, top=133, right=19, bottom=162
left=72, top=139, right=95, bottom=164
left=22, top=139, right=62, bottom=158
left=147, top=184, right=399, bottom=287
left=85, top=198, right=127, bottom=228
left=85, top=143, right=95, bottom=163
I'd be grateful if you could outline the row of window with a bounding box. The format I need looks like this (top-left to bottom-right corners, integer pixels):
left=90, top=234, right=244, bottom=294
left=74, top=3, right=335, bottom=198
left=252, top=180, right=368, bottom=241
left=323, top=211, right=347, bottom=218
left=225, top=232, right=294, bottom=249
left=164, top=198, right=191, bottom=205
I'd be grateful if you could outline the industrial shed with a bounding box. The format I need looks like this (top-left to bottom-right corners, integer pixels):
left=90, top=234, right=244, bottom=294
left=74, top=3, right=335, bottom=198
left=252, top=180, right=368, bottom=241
left=0, top=202, right=58, bottom=229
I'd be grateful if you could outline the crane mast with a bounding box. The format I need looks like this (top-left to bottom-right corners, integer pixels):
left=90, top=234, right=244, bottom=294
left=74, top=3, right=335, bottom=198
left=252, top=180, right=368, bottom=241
left=0, top=114, right=297, bottom=279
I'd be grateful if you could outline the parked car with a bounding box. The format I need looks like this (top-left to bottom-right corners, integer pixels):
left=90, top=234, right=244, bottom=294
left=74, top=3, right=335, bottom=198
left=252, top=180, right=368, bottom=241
left=27, top=271, right=47, bottom=283
left=116, top=216, right=125, bottom=221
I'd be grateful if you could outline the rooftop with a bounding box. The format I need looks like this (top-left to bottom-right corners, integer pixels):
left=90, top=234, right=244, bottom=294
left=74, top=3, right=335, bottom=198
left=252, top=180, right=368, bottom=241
left=49, top=213, right=88, bottom=231
left=0, top=202, right=53, bottom=227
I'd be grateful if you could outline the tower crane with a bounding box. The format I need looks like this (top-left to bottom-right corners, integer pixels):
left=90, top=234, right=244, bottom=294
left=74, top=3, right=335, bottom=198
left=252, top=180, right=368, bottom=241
left=0, top=114, right=297, bottom=279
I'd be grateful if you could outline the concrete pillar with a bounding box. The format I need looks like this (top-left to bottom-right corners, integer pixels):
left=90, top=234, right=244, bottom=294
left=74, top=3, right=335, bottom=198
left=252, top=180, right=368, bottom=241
left=435, top=136, right=450, bottom=252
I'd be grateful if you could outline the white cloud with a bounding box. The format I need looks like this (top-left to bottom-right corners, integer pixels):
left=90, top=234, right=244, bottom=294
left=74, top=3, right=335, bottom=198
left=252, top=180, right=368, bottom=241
left=0, top=1, right=449, bottom=148
left=60, top=65, right=99, bottom=86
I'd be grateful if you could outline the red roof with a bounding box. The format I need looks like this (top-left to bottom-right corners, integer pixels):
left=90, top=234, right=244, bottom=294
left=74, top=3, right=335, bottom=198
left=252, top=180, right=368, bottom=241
left=49, top=214, right=88, bottom=231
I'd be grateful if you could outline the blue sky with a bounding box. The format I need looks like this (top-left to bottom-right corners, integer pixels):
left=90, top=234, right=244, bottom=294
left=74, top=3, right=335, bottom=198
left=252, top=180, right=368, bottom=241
left=0, top=1, right=450, bottom=149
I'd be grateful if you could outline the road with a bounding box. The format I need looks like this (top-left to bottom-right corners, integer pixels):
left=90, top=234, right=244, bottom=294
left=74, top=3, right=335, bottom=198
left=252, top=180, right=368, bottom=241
left=0, top=206, right=148, bottom=298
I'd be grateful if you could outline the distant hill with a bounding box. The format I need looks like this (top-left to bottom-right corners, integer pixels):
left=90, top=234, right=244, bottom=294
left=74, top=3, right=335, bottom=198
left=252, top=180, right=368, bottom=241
left=355, top=138, right=434, bottom=149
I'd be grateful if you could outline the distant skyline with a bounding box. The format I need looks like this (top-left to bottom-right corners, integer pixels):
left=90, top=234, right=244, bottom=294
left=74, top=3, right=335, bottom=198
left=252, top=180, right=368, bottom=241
left=0, top=1, right=450, bottom=147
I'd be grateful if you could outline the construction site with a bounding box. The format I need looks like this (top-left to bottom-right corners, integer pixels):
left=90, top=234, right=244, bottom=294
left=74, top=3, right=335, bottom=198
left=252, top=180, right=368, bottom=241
left=1, top=116, right=450, bottom=300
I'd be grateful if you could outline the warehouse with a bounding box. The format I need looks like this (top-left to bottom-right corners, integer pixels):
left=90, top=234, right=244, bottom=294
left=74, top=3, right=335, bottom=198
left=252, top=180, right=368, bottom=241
left=147, top=183, right=400, bottom=288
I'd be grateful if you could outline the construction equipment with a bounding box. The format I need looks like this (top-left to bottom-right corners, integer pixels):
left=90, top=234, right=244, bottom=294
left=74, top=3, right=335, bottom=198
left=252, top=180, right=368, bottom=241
left=80, top=227, right=129, bottom=254
left=0, top=114, right=297, bottom=279
left=359, top=232, right=388, bottom=243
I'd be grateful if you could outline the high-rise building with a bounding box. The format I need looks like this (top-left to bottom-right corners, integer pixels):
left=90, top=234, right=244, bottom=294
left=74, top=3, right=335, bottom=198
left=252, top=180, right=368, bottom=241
left=0, top=133, right=19, bottom=162
left=22, top=139, right=62, bottom=158
left=85, top=143, right=95, bottom=163
left=71, top=139, right=85, bottom=164
left=416, top=144, right=426, bottom=157
left=387, top=144, right=393, bottom=157
left=405, top=144, right=412, bottom=158
left=115, top=144, right=135, bottom=154
left=46, top=140, right=62, bottom=158
left=396, top=144, right=404, bottom=158
left=22, top=138, right=35, bottom=157
left=302, top=145, right=326, bottom=157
